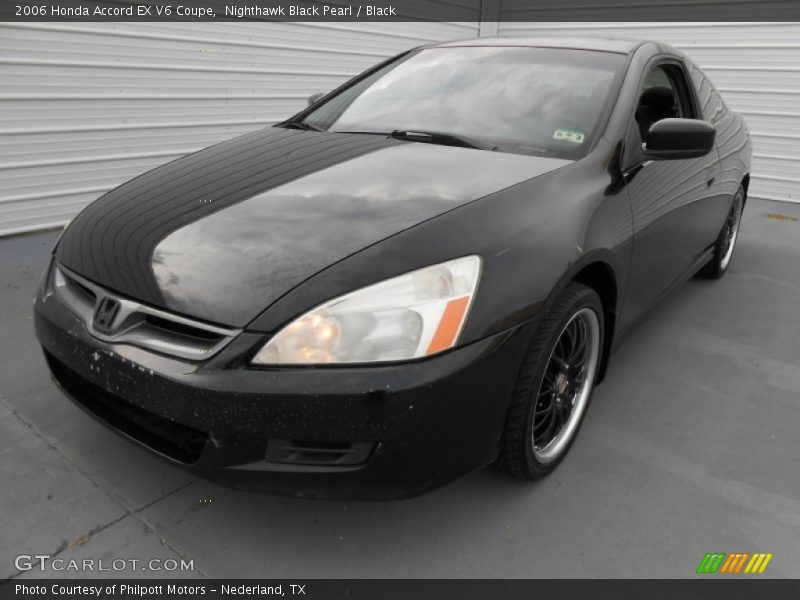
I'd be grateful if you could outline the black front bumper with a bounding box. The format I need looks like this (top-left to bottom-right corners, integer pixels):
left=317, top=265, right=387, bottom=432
left=33, top=274, right=532, bottom=500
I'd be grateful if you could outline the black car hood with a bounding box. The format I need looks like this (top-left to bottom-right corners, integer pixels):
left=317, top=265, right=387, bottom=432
left=57, top=127, right=569, bottom=327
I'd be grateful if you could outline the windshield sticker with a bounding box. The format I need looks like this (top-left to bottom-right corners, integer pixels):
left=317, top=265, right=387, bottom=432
left=553, top=129, right=586, bottom=144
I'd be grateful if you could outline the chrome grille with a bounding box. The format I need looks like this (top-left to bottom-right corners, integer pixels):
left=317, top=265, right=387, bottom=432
left=52, top=264, right=240, bottom=361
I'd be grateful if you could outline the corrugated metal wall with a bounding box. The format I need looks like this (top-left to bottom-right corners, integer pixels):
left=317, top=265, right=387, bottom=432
left=496, top=22, right=800, bottom=204
left=0, top=21, right=479, bottom=236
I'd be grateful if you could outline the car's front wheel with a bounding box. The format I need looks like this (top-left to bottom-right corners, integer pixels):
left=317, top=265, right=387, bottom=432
left=498, top=282, right=603, bottom=480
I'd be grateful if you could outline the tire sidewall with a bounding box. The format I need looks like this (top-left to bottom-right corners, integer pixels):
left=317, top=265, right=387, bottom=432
left=717, top=185, right=745, bottom=276
left=701, top=184, right=745, bottom=279
left=523, top=288, right=604, bottom=476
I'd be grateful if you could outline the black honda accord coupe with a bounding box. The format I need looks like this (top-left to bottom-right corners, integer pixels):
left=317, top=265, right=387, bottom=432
left=34, top=37, right=751, bottom=499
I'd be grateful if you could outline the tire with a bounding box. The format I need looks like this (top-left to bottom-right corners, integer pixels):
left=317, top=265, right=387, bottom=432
left=698, top=184, right=745, bottom=279
left=497, top=282, right=604, bottom=480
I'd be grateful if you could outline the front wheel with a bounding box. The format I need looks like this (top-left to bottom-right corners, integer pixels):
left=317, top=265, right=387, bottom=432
left=497, top=282, right=604, bottom=480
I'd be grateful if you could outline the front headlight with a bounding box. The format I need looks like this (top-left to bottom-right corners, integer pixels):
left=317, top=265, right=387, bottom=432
left=251, top=255, right=481, bottom=365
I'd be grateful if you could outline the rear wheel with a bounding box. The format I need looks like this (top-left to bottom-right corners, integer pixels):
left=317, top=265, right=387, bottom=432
left=498, top=282, right=603, bottom=480
left=698, top=184, right=745, bottom=279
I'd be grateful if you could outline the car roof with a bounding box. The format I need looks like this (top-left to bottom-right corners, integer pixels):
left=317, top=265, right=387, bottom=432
left=431, top=36, right=646, bottom=55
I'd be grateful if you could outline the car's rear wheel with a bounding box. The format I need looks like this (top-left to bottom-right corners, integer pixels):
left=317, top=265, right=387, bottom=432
left=498, top=282, right=603, bottom=480
left=698, top=184, right=745, bottom=279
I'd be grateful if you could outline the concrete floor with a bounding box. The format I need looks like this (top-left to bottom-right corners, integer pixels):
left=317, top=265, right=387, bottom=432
left=1, top=197, right=799, bottom=579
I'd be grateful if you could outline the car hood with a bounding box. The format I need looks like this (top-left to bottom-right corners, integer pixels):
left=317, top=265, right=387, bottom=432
left=57, top=127, right=569, bottom=327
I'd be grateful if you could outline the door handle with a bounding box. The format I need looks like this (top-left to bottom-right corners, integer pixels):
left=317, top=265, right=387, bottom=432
left=706, top=176, right=716, bottom=188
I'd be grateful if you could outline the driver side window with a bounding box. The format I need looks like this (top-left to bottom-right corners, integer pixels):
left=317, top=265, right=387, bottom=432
left=627, top=62, right=697, bottom=160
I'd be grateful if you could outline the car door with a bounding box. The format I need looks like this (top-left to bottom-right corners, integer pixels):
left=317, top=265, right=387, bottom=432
left=620, top=58, right=723, bottom=328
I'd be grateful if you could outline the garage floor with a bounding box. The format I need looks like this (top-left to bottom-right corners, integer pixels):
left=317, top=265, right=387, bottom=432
left=2, top=197, right=799, bottom=579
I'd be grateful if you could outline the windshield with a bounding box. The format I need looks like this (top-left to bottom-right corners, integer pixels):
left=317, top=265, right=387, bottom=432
left=295, top=46, right=627, bottom=159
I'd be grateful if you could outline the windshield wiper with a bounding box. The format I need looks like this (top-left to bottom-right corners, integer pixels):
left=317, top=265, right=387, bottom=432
left=334, top=129, right=495, bottom=151
left=389, top=130, right=495, bottom=151
left=283, top=120, right=324, bottom=132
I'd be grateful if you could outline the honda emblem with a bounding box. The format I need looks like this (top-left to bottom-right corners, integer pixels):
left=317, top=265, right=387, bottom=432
left=93, top=297, right=120, bottom=332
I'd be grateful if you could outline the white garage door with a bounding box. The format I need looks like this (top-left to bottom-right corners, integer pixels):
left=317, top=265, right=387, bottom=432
left=0, top=21, right=479, bottom=236
left=496, top=22, right=800, bottom=204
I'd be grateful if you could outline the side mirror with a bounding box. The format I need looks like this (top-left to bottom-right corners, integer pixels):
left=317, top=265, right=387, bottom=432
left=307, top=92, right=326, bottom=106
left=643, top=118, right=715, bottom=160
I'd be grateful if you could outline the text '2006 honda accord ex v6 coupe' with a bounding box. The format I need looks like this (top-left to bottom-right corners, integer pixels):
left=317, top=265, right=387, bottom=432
left=35, top=37, right=751, bottom=500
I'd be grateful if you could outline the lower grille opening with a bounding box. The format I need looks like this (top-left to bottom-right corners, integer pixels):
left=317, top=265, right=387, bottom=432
left=45, top=352, right=208, bottom=464
left=266, top=439, right=375, bottom=466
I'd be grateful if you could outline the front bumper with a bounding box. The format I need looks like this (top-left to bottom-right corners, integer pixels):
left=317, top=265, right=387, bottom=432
left=33, top=267, right=532, bottom=500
